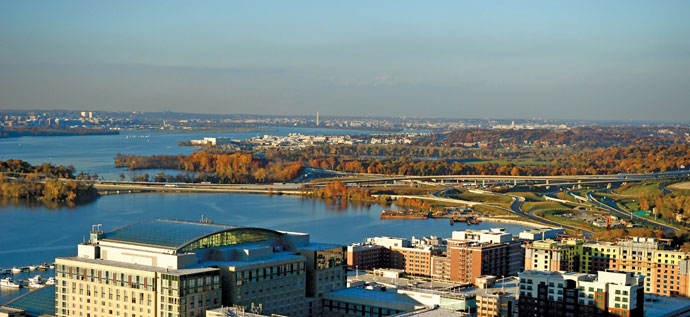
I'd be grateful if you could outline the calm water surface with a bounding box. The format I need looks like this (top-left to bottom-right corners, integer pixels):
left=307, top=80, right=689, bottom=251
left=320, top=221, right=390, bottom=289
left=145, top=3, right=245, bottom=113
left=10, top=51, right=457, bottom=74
left=0, top=193, right=532, bottom=268
left=0, top=128, right=375, bottom=180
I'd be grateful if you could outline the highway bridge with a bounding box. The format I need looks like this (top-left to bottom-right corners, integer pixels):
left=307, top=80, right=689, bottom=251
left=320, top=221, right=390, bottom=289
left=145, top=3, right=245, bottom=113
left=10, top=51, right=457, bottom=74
left=88, top=169, right=689, bottom=194
left=327, top=170, right=690, bottom=187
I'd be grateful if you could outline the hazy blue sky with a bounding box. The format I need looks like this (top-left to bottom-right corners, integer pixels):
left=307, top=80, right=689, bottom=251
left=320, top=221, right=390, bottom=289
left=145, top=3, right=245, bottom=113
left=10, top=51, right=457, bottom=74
left=1, top=1, right=689, bottom=121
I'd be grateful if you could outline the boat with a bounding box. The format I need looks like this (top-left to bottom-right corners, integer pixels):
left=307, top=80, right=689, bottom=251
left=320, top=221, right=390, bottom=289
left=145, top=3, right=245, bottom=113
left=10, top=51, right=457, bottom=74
left=1, top=277, right=20, bottom=288
left=45, top=277, right=56, bottom=285
left=28, top=280, right=45, bottom=288
left=28, top=275, right=41, bottom=283
left=37, top=264, right=48, bottom=271
left=28, top=265, right=37, bottom=271
left=27, top=275, right=43, bottom=288
left=11, top=267, right=21, bottom=274
left=380, top=209, right=430, bottom=220
left=49, top=264, right=55, bottom=270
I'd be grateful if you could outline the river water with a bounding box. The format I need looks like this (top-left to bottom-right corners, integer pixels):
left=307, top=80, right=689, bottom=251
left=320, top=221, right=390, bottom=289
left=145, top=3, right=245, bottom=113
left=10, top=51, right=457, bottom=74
left=0, top=128, right=531, bottom=304
left=0, top=192, right=532, bottom=304
left=0, top=127, right=375, bottom=180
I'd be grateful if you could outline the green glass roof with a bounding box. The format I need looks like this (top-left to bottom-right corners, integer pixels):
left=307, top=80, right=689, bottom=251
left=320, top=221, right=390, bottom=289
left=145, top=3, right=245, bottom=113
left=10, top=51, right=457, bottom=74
left=102, top=219, right=241, bottom=249
left=100, top=219, right=284, bottom=251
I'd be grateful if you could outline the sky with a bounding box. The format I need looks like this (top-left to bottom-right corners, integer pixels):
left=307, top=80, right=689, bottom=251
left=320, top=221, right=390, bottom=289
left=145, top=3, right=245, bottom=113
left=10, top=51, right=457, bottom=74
left=0, top=1, right=689, bottom=121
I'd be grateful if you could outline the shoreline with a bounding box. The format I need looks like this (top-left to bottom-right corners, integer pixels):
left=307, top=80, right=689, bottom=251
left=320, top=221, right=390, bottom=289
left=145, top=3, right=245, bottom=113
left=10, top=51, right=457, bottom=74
left=95, top=185, right=549, bottom=229
left=477, top=216, right=546, bottom=228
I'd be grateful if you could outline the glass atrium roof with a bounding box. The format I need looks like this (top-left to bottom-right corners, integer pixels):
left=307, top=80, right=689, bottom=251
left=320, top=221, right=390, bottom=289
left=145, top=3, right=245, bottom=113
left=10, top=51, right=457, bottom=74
left=101, top=219, right=247, bottom=249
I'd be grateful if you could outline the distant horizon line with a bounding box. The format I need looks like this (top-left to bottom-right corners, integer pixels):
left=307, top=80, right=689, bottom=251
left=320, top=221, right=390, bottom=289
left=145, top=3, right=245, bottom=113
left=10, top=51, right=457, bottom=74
left=1, top=108, right=689, bottom=126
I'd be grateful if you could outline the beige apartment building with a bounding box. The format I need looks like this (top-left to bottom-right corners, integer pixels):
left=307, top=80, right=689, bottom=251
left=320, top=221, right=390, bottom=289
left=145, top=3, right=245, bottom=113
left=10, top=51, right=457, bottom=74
left=524, top=237, right=690, bottom=297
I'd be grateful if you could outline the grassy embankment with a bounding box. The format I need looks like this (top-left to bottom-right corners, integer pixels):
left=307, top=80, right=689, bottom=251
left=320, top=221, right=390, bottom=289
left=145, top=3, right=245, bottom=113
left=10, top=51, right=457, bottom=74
left=534, top=209, right=602, bottom=232
left=520, top=199, right=602, bottom=232
left=615, top=182, right=664, bottom=196
left=508, top=191, right=541, bottom=202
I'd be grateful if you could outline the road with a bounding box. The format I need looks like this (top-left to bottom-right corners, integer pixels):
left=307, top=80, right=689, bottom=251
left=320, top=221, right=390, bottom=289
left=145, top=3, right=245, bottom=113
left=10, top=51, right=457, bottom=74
left=497, top=192, right=594, bottom=239
left=432, top=188, right=593, bottom=238
left=586, top=191, right=677, bottom=232
left=334, top=170, right=690, bottom=185
left=93, top=181, right=304, bottom=195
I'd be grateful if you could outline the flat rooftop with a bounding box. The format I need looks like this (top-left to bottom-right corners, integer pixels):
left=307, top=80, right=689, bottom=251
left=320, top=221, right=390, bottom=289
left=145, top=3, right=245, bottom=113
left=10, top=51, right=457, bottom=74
left=521, top=227, right=562, bottom=233
left=296, top=242, right=343, bottom=251
left=0, top=306, right=25, bottom=313
left=393, top=306, right=465, bottom=317
left=58, top=256, right=219, bottom=275
left=644, top=294, right=690, bottom=317
left=325, top=287, right=423, bottom=308
left=460, top=276, right=521, bottom=297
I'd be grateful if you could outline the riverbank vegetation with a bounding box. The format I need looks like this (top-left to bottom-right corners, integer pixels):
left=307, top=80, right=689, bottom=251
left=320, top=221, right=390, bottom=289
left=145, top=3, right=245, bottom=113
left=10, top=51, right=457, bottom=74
left=301, top=182, right=439, bottom=210
left=115, top=152, right=303, bottom=183
left=0, top=160, right=98, bottom=205
left=278, top=143, right=690, bottom=176
left=114, top=140, right=690, bottom=184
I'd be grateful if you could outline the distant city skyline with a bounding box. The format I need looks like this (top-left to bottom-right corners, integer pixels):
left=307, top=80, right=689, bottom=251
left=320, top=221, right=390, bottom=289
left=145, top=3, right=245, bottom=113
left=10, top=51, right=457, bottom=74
left=1, top=1, right=689, bottom=122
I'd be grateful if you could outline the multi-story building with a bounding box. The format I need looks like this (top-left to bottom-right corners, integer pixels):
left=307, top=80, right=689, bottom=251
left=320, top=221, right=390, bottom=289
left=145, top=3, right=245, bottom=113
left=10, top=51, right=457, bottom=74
left=518, top=270, right=644, bottom=317
left=295, top=243, right=347, bottom=316
left=350, top=229, right=522, bottom=285
left=617, top=237, right=690, bottom=297
left=55, top=219, right=346, bottom=317
left=476, top=291, right=518, bottom=317
left=365, top=237, right=411, bottom=249
left=411, top=236, right=446, bottom=251
left=452, top=228, right=513, bottom=244
left=346, top=244, right=389, bottom=271
left=518, top=227, right=565, bottom=241
left=348, top=237, right=441, bottom=277
left=581, top=241, right=621, bottom=273
left=524, top=239, right=582, bottom=272
left=524, top=237, right=690, bottom=297
left=389, top=246, right=439, bottom=277
left=447, top=229, right=524, bottom=285
left=431, top=256, right=451, bottom=281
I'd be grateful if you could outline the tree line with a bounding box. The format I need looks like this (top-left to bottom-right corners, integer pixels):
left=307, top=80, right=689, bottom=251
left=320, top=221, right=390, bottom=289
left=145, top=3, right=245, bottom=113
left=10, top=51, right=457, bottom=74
left=637, top=191, right=690, bottom=224
left=423, top=126, right=688, bottom=149
left=0, top=160, right=97, bottom=205
left=115, top=152, right=303, bottom=183
left=0, top=127, right=118, bottom=138
left=302, top=181, right=436, bottom=210
left=115, top=143, right=689, bottom=183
